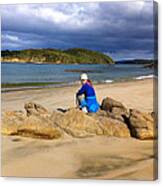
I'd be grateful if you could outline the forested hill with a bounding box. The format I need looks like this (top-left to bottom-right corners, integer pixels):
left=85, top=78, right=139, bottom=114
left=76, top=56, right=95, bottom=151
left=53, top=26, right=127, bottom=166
left=1, top=48, right=114, bottom=64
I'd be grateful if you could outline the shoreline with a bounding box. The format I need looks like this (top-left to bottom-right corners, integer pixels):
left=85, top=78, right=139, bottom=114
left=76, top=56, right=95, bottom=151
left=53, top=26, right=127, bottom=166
left=1, top=61, right=114, bottom=65
left=1, top=78, right=154, bottom=113
left=2, top=77, right=154, bottom=93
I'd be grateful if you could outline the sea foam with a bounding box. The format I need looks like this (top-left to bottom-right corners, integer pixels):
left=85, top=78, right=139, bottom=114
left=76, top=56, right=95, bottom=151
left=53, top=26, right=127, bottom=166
left=134, top=74, right=154, bottom=80
left=104, top=79, right=114, bottom=83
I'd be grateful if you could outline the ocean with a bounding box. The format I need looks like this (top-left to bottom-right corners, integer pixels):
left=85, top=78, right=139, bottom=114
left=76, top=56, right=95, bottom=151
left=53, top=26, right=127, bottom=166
left=1, top=63, right=154, bottom=90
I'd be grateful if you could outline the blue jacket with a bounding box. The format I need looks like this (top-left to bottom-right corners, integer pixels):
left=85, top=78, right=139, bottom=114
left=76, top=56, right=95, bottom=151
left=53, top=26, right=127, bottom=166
left=76, top=82, right=100, bottom=112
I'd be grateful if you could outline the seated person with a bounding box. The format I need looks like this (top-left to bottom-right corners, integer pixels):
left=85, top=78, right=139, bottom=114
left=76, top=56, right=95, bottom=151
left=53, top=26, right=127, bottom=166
left=76, top=73, right=100, bottom=113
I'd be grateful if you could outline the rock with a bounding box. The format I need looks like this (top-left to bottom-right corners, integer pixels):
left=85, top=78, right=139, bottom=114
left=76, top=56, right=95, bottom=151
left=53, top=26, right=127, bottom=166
left=51, top=108, right=104, bottom=138
left=2, top=101, right=154, bottom=140
left=111, top=107, right=127, bottom=116
left=101, top=97, right=126, bottom=112
left=88, top=109, right=124, bottom=123
left=1, top=111, right=25, bottom=135
left=128, top=109, right=155, bottom=140
left=88, top=109, right=109, bottom=118
left=101, top=97, right=128, bottom=122
left=50, top=110, right=64, bottom=122
left=17, top=115, right=62, bottom=139
left=90, top=113, right=131, bottom=138
left=2, top=109, right=63, bottom=140
left=51, top=108, right=130, bottom=138
left=24, top=102, right=49, bottom=117
left=98, top=117, right=131, bottom=137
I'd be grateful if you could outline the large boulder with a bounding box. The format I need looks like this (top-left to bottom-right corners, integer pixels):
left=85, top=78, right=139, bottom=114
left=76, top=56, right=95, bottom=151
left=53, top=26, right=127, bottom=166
left=101, top=97, right=128, bottom=122
left=101, top=97, right=127, bottom=112
left=128, top=109, right=155, bottom=140
left=1, top=104, right=63, bottom=139
left=94, top=116, right=130, bottom=138
left=16, top=115, right=62, bottom=139
left=51, top=108, right=104, bottom=138
left=51, top=108, right=131, bottom=138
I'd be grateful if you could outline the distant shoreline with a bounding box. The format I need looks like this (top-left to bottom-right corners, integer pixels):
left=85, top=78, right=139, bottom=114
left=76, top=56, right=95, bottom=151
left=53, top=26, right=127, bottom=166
left=1, top=61, right=105, bottom=65
left=1, top=60, right=155, bottom=65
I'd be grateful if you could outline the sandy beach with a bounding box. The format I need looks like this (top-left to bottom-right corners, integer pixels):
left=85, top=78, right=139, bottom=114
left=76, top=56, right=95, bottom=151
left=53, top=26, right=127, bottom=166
left=1, top=79, right=157, bottom=180
left=2, top=79, right=154, bottom=113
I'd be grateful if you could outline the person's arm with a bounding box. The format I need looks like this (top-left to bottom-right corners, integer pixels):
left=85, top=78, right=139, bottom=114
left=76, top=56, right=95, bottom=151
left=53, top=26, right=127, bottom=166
left=76, top=84, right=86, bottom=96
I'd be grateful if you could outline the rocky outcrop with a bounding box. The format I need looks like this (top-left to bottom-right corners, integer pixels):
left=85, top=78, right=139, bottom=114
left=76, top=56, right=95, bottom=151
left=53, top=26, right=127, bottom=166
left=1, top=98, right=156, bottom=140
left=51, top=108, right=130, bottom=138
left=128, top=109, right=155, bottom=140
left=51, top=108, right=104, bottom=138
left=2, top=104, right=63, bottom=139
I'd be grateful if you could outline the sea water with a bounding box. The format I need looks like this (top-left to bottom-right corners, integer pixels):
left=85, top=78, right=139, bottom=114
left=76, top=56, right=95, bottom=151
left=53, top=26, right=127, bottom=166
left=1, top=63, right=154, bottom=87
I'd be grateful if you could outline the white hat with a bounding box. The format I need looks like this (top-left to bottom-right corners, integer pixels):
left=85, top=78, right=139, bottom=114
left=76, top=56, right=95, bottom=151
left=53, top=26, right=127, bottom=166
left=80, top=73, right=88, bottom=80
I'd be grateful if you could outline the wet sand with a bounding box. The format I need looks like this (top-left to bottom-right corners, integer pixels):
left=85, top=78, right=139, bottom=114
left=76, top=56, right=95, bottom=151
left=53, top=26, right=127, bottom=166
left=1, top=79, right=157, bottom=180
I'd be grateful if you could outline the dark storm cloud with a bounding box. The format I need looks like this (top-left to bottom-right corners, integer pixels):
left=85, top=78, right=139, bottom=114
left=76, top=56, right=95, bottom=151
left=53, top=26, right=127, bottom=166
left=1, top=1, right=155, bottom=60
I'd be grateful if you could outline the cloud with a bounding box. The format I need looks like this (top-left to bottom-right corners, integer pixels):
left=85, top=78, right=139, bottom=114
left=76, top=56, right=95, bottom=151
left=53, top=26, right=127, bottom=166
left=1, top=1, right=155, bottom=60
left=105, top=49, right=154, bottom=61
left=2, top=34, right=19, bottom=42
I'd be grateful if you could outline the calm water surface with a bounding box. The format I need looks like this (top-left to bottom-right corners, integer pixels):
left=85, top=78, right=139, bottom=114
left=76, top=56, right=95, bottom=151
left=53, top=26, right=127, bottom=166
left=1, top=63, right=153, bottom=85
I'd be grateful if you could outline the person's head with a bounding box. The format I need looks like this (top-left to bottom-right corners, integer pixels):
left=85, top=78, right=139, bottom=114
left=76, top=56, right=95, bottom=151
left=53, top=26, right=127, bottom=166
left=80, top=73, right=88, bottom=85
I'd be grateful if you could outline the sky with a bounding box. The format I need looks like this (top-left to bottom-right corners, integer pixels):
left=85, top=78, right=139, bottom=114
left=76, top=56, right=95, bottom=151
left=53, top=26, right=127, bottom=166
left=1, top=0, right=156, bottom=60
